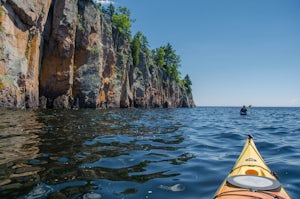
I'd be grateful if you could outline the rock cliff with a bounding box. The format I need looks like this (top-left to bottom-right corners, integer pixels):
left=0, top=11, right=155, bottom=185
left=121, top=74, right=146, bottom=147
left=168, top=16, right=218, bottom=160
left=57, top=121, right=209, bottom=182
left=0, top=0, right=195, bottom=109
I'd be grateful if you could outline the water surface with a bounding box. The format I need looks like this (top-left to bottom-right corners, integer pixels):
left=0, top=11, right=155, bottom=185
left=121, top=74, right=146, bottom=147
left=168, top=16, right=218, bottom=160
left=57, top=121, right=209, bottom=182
left=0, top=107, right=299, bottom=198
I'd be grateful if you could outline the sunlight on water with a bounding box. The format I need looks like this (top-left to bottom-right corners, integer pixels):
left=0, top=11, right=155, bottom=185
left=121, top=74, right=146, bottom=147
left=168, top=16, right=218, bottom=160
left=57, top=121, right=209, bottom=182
left=0, top=107, right=299, bottom=198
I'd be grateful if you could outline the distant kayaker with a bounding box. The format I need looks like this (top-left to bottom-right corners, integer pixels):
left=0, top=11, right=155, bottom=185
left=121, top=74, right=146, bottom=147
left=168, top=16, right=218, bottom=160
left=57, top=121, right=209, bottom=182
left=240, top=105, right=247, bottom=115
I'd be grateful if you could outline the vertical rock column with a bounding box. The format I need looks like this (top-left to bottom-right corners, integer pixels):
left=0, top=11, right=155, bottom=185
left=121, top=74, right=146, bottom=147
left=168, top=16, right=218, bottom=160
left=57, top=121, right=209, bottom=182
left=73, top=1, right=104, bottom=108
left=97, top=13, right=117, bottom=108
left=40, top=0, right=77, bottom=108
left=0, top=0, right=51, bottom=108
left=115, top=37, right=134, bottom=108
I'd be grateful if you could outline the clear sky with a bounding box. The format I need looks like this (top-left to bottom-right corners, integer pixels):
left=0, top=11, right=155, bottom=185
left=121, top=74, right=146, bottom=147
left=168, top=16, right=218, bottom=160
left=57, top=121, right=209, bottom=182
left=98, top=0, right=300, bottom=107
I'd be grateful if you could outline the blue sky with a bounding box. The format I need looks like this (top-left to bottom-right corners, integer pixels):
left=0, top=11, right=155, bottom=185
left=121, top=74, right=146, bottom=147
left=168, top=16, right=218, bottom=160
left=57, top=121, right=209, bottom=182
left=100, top=0, right=300, bottom=107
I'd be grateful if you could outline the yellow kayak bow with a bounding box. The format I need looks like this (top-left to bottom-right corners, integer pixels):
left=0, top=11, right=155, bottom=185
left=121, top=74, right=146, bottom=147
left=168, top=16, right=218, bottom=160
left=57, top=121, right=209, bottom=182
left=213, top=135, right=291, bottom=199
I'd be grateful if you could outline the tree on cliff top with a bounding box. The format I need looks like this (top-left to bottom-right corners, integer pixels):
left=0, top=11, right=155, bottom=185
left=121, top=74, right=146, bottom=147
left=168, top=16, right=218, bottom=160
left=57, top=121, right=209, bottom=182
left=96, top=2, right=193, bottom=93
left=108, top=3, right=115, bottom=17
left=183, top=74, right=192, bottom=93
left=153, top=48, right=166, bottom=69
left=110, top=6, right=132, bottom=48
left=153, top=43, right=181, bottom=83
left=131, top=31, right=149, bottom=67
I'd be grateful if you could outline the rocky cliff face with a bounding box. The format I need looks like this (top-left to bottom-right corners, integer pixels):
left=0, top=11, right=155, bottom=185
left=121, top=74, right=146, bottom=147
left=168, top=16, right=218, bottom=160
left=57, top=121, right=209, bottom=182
left=0, top=0, right=51, bottom=108
left=0, top=0, right=195, bottom=109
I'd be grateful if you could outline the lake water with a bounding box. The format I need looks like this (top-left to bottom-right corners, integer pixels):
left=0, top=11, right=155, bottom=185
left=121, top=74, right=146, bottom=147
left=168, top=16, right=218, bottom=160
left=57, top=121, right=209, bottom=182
left=0, top=107, right=299, bottom=199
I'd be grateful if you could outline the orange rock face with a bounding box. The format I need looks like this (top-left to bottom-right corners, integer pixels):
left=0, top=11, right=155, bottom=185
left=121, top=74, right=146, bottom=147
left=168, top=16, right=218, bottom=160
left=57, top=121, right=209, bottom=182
left=0, top=0, right=51, bottom=108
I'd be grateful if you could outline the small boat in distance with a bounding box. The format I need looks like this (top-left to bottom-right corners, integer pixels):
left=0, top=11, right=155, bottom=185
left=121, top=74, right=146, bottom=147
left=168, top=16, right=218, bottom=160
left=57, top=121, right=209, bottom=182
left=240, top=105, right=248, bottom=115
left=213, top=135, right=291, bottom=199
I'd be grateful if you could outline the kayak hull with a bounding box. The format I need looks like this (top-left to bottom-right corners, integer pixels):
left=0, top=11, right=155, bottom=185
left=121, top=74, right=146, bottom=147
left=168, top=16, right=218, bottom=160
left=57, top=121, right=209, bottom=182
left=213, top=135, right=291, bottom=199
left=240, top=111, right=247, bottom=115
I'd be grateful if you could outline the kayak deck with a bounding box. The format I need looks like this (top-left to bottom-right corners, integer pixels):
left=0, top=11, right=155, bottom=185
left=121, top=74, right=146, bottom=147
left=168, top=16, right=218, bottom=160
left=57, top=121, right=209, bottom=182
left=213, top=135, right=291, bottom=199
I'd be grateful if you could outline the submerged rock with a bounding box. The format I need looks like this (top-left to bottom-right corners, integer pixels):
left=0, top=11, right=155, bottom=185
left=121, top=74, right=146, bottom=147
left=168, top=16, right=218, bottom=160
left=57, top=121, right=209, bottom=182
left=159, top=183, right=186, bottom=192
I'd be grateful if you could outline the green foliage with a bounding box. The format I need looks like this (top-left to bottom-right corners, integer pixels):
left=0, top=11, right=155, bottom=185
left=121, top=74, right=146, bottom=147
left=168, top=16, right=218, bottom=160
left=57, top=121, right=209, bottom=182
left=163, top=43, right=181, bottom=82
left=117, top=69, right=123, bottom=79
left=112, top=13, right=131, bottom=35
left=153, top=47, right=166, bottom=68
left=0, top=7, right=5, bottom=17
left=131, top=33, right=140, bottom=67
left=131, top=31, right=150, bottom=67
left=182, top=74, right=192, bottom=93
left=0, top=43, right=4, bottom=51
left=118, top=7, right=130, bottom=18
left=108, top=3, right=115, bottom=17
left=111, top=6, right=131, bottom=36
left=152, top=43, right=181, bottom=82
left=0, top=79, right=4, bottom=90
left=167, top=63, right=180, bottom=83
left=94, top=0, right=104, bottom=10
left=135, top=31, right=149, bottom=51
left=88, top=45, right=100, bottom=54
left=163, top=43, right=180, bottom=68
left=0, top=76, right=15, bottom=90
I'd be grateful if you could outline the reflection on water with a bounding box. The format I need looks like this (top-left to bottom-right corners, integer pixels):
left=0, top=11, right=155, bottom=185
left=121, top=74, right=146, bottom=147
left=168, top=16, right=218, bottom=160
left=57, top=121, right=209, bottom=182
left=0, top=110, right=42, bottom=165
left=0, top=110, right=43, bottom=198
left=0, top=109, right=191, bottom=198
left=0, top=107, right=299, bottom=198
